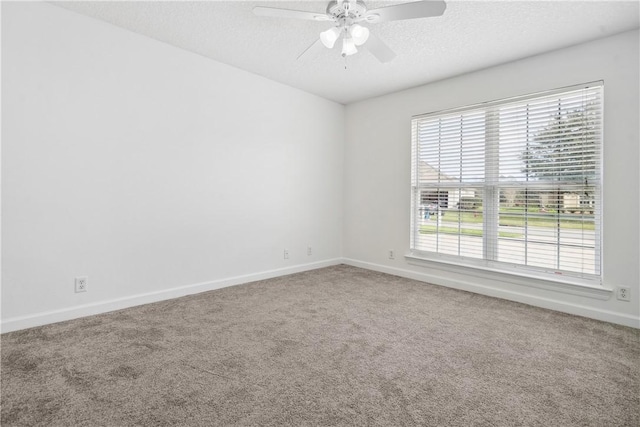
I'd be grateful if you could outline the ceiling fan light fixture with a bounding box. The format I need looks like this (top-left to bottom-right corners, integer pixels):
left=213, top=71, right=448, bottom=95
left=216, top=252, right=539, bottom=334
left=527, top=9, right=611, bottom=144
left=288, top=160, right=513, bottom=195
left=349, top=24, right=370, bottom=46
left=320, top=27, right=341, bottom=48
left=341, top=37, right=358, bottom=56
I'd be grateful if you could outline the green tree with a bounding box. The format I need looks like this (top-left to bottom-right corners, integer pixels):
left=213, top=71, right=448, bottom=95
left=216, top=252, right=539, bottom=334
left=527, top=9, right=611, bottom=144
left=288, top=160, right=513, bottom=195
left=520, top=105, right=599, bottom=212
left=520, top=106, right=599, bottom=183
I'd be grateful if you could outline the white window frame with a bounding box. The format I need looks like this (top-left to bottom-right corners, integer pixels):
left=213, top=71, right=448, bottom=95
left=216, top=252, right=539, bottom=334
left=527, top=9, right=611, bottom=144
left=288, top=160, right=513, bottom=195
left=409, top=82, right=603, bottom=289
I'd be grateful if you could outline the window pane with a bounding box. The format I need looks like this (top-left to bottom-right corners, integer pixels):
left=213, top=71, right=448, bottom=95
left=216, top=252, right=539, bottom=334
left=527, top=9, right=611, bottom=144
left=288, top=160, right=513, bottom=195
left=496, top=187, right=597, bottom=275
left=414, top=188, right=484, bottom=259
left=416, top=113, right=485, bottom=184
left=411, top=83, right=602, bottom=282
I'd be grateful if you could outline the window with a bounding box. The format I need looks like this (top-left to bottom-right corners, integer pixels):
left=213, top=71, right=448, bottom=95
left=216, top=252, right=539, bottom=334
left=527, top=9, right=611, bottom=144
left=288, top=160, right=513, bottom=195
left=410, top=83, right=603, bottom=284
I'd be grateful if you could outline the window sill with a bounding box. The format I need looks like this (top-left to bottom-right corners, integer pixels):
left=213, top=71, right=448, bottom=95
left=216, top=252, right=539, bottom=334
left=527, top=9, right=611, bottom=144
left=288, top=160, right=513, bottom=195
left=405, top=253, right=613, bottom=301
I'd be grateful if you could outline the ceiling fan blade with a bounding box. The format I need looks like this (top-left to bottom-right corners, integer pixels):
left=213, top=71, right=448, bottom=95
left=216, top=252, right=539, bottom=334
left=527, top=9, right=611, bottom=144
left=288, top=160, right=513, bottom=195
left=364, top=33, right=396, bottom=63
left=253, top=6, right=334, bottom=22
left=297, top=39, right=325, bottom=61
left=364, top=1, right=446, bottom=23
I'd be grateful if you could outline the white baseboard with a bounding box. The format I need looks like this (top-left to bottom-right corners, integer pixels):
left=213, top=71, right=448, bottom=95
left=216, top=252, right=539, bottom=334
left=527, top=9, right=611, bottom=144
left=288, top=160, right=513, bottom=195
left=4, top=257, right=637, bottom=332
left=342, top=258, right=640, bottom=329
left=1, top=258, right=343, bottom=333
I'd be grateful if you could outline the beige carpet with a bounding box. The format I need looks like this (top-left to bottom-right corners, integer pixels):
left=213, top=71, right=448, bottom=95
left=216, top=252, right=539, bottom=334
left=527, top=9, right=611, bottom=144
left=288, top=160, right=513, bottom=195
left=2, top=265, right=639, bottom=426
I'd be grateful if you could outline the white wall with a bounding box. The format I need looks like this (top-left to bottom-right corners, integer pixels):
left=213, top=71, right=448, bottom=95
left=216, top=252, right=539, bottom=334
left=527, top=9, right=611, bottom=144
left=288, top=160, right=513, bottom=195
left=1, top=2, right=344, bottom=331
left=344, top=30, right=640, bottom=327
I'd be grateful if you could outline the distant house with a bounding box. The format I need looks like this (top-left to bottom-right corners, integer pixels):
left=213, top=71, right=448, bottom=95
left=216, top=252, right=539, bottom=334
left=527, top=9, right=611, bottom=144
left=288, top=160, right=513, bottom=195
left=418, top=162, right=476, bottom=209
left=500, top=184, right=594, bottom=214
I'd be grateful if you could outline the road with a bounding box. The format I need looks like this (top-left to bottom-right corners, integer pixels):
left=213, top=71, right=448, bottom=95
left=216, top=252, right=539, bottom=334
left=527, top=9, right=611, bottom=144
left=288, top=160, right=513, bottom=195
left=416, top=217, right=597, bottom=274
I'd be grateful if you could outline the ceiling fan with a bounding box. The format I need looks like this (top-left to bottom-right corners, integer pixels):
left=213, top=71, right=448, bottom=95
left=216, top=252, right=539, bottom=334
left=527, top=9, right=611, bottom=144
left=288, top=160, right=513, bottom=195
left=253, top=0, right=447, bottom=63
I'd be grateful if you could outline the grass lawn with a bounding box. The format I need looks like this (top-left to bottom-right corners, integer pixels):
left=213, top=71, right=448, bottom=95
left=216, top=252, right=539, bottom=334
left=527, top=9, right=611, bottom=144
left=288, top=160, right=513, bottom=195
left=439, top=209, right=595, bottom=230
left=419, top=224, right=522, bottom=239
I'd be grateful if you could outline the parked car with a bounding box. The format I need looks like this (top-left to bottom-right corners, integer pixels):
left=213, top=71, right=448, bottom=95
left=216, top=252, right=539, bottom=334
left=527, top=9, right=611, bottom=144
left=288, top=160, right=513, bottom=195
left=420, top=203, right=444, bottom=219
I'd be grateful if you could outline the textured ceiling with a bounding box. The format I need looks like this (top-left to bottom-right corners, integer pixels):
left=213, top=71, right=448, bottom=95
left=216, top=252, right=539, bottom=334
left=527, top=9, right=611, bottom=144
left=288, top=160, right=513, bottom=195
left=53, top=1, right=640, bottom=104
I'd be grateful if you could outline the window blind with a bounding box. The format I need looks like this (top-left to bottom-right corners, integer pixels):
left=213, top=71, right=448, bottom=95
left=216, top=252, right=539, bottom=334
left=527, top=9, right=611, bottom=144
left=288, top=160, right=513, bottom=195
left=410, top=83, right=603, bottom=283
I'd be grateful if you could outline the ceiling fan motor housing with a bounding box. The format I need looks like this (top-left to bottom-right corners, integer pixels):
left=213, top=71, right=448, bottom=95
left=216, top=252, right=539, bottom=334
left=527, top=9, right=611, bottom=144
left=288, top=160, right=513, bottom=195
left=326, top=1, right=368, bottom=22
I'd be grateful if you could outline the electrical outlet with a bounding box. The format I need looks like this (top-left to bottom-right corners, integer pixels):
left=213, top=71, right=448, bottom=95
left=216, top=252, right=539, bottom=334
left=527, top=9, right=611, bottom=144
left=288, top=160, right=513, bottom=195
left=284, top=249, right=289, bottom=260
left=307, top=246, right=312, bottom=256
left=75, top=276, right=88, bottom=293
left=389, top=250, right=395, bottom=260
left=616, top=287, right=631, bottom=302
